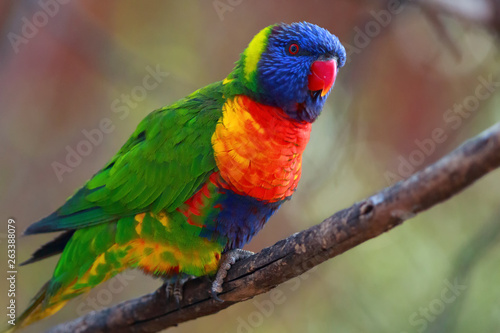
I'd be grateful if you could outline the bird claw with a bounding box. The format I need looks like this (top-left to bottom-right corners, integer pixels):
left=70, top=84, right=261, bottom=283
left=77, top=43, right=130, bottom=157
left=165, top=282, right=173, bottom=299
left=210, top=249, right=254, bottom=302
left=162, top=274, right=195, bottom=307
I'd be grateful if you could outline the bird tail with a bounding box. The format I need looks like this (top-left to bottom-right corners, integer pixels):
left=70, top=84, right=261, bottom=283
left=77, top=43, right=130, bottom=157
left=5, top=281, right=68, bottom=332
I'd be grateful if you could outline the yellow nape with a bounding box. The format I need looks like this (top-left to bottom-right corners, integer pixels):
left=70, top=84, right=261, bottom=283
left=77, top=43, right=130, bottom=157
left=243, top=25, right=273, bottom=82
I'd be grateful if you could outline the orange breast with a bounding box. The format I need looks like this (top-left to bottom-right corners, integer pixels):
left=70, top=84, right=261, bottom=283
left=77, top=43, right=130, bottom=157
left=212, top=95, right=312, bottom=202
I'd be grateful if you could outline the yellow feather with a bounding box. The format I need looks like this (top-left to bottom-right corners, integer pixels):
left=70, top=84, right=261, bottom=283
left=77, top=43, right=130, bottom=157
left=134, top=212, right=146, bottom=234
left=243, top=26, right=273, bottom=82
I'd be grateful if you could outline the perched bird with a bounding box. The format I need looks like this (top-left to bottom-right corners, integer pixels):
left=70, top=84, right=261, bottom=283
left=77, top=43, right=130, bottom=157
left=14, top=21, right=346, bottom=329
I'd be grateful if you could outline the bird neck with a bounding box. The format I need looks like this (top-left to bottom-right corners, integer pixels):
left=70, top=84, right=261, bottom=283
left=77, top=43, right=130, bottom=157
left=211, top=95, right=312, bottom=203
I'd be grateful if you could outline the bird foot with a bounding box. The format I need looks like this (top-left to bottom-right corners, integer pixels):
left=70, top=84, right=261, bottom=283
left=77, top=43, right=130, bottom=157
left=162, top=273, right=195, bottom=307
left=210, top=249, right=254, bottom=302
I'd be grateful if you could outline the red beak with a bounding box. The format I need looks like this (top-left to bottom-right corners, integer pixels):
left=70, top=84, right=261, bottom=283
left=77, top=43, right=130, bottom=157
left=307, top=59, right=337, bottom=97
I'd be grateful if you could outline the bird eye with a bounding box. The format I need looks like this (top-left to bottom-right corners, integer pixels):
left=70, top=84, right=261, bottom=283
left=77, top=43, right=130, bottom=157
left=288, top=43, right=299, bottom=55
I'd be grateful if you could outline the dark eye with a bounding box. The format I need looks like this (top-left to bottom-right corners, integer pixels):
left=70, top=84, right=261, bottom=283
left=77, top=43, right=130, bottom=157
left=288, top=43, right=299, bottom=55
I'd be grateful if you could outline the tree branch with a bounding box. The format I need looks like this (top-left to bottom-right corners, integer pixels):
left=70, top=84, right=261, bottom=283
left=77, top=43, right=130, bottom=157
left=46, top=122, right=500, bottom=333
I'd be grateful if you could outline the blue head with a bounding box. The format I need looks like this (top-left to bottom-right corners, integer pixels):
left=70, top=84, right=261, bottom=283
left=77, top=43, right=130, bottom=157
left=229, top=22, right=346, bottom=122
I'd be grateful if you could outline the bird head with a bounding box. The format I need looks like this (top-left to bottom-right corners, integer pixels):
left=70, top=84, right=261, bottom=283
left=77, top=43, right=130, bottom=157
left=227, top=22, right=346, bottom=122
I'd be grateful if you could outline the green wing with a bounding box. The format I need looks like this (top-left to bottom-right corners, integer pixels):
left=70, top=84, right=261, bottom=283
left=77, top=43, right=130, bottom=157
left=25, top=82, right=224, bottom=234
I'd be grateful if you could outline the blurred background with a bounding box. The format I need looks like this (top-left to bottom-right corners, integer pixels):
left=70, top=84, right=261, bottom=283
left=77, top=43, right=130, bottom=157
left=1, top=0, right=500, bottom=332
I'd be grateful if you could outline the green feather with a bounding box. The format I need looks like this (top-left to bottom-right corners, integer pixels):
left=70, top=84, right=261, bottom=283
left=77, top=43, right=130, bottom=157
left=25, top=82, right=224, bottom=234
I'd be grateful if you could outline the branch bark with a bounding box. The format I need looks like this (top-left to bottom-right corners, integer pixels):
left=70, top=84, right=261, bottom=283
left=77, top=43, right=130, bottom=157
left=46, top=122, right=500, bottom=333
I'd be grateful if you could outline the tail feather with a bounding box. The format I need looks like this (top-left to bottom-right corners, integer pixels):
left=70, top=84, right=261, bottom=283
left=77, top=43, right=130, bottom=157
left=1, top=281, right=67, bottom=333
left=20, top=230, right=75, bottom=266
left=11, top=281, right=68, bottom=331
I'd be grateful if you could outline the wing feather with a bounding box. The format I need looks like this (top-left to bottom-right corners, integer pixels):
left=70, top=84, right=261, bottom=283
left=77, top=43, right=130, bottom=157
left=25, top=82, right=224, bottom=235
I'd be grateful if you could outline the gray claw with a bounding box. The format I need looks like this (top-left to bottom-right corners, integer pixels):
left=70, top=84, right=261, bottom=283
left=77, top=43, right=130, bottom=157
left=165, top=282, right=173, bottom=299
left=162, top=273, right=195, bottom=307
left=210, top=249, right=254, bottom=301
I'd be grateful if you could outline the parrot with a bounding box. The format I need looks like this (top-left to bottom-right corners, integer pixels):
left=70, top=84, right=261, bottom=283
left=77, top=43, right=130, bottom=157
left=11, top=21, right=346, bottom=330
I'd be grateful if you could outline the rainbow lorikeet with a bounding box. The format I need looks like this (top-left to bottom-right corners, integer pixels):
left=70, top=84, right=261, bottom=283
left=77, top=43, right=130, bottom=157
left=14, top=22, right=346, bottom=329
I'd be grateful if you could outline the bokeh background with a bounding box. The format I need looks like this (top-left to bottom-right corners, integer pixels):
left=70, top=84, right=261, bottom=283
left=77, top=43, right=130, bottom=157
left=1, top=0, right=500, bottom=332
